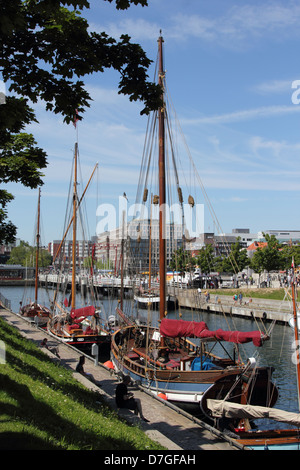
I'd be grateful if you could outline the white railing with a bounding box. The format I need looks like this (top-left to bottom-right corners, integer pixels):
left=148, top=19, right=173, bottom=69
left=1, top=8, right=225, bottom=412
left=38, top=273, right=186, bottom=290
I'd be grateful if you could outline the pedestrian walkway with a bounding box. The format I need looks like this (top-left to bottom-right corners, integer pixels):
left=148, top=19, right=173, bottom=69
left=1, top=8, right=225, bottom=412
left=0, top=307, right=242, bottom=451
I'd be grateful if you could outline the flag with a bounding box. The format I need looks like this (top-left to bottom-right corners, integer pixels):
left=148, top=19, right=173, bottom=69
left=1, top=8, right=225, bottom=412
left=292, top=257, right=295, bottom=268
left=64, top=295, right=71, bottom=307
left=73, top=109, right=79, bottom=128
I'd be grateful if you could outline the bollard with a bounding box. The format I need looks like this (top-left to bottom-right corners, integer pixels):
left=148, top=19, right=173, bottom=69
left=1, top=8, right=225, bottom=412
left=91, top=343, right=99, bottom=366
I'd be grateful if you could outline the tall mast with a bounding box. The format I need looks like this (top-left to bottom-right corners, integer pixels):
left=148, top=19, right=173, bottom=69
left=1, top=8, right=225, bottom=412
left=120, top=209, right=125, bottom=311
left=52, top=163, right=98, bottom=264
left=291, top=272, right=300, bottom=412
left=158, top=32, right=166, bottom=321
left=34, top=187, right=41, bottom=304
left=149, top=193, right=153, bottom=291
left=71, top=143, right=78, bottom=311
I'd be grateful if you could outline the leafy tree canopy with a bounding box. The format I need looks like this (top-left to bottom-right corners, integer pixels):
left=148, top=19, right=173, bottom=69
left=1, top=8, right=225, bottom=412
left=1, top=0, right=160, bottom=122
left=280, top=244, right=300, bottom=270
left=169, top=247, right=196, bottom=274
left=219, top=237, right=249, bottom=274
left=7, top=240, right=52, bottom=266
left=0, top=0, right=161, bottom=244
left=194, top=244, right=221, bottom=274
left=250, top=233, right=284, bottom=274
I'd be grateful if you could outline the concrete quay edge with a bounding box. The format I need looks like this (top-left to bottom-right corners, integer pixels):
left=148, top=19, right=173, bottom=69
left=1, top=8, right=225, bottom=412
left=176, top=291, right=293, bottom=324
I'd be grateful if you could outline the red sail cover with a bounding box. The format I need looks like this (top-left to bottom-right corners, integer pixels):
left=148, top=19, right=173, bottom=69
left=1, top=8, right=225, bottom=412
left=70, top=305, right=96, bottom=320
left=160, top=318, right=264, bottom=347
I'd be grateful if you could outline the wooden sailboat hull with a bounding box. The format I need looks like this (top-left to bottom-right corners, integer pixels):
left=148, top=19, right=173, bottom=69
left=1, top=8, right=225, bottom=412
left=111, top=325, right=277, bottom=415
left=20, top=304, right=51, bottom=327
left=234, top=429, right=300, bottom=450
left=47, top=320, right=111, bottom=355
left=134, top=294, right=177, bottom=310
left=134, top=294, right=160, bottom=309
left=201, top=371, right=278, bottom=419
left=111, top=355, right=240, bottom=407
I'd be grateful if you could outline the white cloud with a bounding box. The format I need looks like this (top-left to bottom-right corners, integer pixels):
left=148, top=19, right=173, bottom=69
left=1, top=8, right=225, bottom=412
left=221, top=196, right=249, bottom=203
left=91, top=2, right=300, bottom=48
left=90, top=18, right=159, bottom=41
left=249, top=136, right=300, bottom=165
left=171, top=2, right=300, bottom=46
left=182, top=105, right=300, bottom=125
left=201, top=169, right=300, bottom=191
left=253, top=79, right=294, bottom=95
left=222, top=3, right=300, bottom=35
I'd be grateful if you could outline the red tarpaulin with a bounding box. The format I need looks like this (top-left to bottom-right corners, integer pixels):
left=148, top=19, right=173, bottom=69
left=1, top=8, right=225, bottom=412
left=160, top=318, right=265, bottom=347
left=70, top=305, right=96, bottom=320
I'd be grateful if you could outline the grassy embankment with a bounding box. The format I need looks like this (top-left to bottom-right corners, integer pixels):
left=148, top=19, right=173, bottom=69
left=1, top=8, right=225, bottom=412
left=208, top=288, right=290, bottom=301
left=0, top=316, right=165, bottom=450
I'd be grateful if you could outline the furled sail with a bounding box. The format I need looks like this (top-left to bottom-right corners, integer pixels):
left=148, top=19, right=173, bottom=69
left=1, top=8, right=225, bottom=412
left=160, top=318, right=267, bottom=347
left=70, top=306, right=96, bottom=319
left=207, top=399, right=300, bottom=427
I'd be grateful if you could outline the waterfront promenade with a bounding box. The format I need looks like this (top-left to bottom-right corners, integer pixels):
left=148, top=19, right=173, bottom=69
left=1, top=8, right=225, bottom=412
left=0, top=306, right=241, bottom=451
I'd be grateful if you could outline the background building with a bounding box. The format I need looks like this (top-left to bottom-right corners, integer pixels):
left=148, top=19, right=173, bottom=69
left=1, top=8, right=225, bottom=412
left=96, top=219, right=183, bottom=275
left=257, top=230, right=300, bottom=245
left=48, top=237, right=96, bottom=269
left=44, top=227, right=300, bottom=273
left=0, top=239, right=20, bottom=263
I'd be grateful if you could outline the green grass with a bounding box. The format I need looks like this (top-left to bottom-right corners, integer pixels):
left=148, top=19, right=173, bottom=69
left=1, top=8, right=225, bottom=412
left=209, top=287, right=289, bottom=301
left=0, top=317, right=166, bottom=450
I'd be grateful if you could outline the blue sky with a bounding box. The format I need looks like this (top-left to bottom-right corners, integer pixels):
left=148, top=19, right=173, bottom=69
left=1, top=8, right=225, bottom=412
left=5, top=0, right=300, bottom=245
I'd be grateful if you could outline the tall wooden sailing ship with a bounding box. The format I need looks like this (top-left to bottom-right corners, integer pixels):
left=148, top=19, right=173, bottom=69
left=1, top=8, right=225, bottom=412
left=47, top=143, right=111, bottom=354
left=111, top=33, right=278, bottom=415
left=20, top=188, right=51, bottom=326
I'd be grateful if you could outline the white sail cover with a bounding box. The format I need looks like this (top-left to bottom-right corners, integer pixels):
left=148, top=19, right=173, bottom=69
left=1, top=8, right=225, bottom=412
left=207, top=399, right=300, bottom=427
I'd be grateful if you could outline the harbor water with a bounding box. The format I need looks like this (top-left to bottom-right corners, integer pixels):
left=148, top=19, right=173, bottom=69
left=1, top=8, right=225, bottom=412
left=1, top=284, right=299, bottom=430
